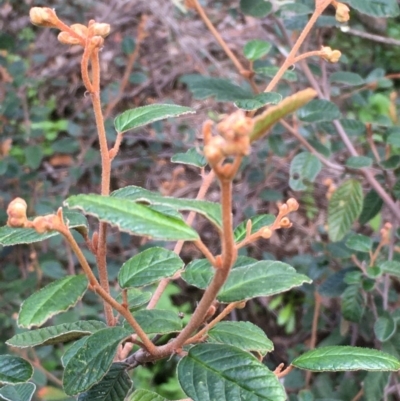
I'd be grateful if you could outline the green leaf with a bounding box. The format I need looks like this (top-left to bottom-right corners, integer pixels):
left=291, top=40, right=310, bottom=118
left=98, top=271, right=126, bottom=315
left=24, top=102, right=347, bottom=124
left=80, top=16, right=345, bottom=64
left=129, top=389, right=167, bottom=401
left=291, top=346, right=400, bottom=371
left=111, top=185, right=221, bottom=228
left=341, top=284, right=365, bottom=323
left=207, top=321, right=273, bottom=356
left=18, top=275, right=88, bottom=328
left=77, top=363, right=132, bottom=401
left=298, top=99, right=341, bottom=123
left=328, top=179, right=363, bottom=242
left=243, top=40, right=272, bottom=61
left=180, top=74, right=252, bottom=102
left=234, top=92, right=282, bottom=111
left=374, top=314, right=396, bottom=342
left=0, top=383, right=36, bottom=401
left=345, top=234, right=372, bottom=253
left=234, top=214, right=275, bottom=242
left=123, top=309, right=183, bottom=335
left=345, top=156, right=373, bottom=169
left=6, top=320, right=106, bottom=348
left=379, top=260, right=400, bottom=278
left=381, top=155, right=400, bottom=169
left=254, top=66, right=297, bottom=81
left=118, top=247, right=184, bottom=288
left=61, top=337, right=89, bottom=368
left=116, top=288, right=152, bottom=310
left=182, top=259, right=312, bottom=303
left=289, top=152, right=322, bottom=191
left=345, top=0, right=400, bottom=17
left=25, top=144, right=43, bottom=170
left=114, top=104, right=195, bottom=134
left=0, top=210, right=88, bottom=246
left=359, top=189, right=383, bottom=225
left=65, top=194, right=199, bottom=241
left=178, top=343, right=286, bottom=401
left=63, top=327, right=131, bottom=396
left=330, top=71, right=365, bottom=86
left=0, top=355, right=33, bottom=385
left=240, top=0, right=273, bottom=17
left=171, top=148, right=206, bottom=168
left=364, top=372, right=391, bottom=401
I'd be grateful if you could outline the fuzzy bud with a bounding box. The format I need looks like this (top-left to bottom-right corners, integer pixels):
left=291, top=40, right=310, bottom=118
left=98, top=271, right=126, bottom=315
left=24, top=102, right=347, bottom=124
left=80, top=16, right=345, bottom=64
left=30, top=7, right=59, bottom=28
left=32, top=216, right=49, bottom=234
left=7, top=198, right=28, bottom=228
left=286, top=198, right=299, bottom=212
left=89, top=35, right=105, bottom=49
left=280, top=217, right=292, bottom=228
left=320, top=46, right=341, bottom=63
left=334, top=2, right=350, bottom=23
left=70, top=23, right=88, bottom=38
left=92, top=23, right=111, bottom=38
left=58, top=31, right=81, bottom=45
left=279, top=203, right=289, bottom=215
left=260, top=227, right=272, bottom=239
left=204, top=136, right=226, bottom=166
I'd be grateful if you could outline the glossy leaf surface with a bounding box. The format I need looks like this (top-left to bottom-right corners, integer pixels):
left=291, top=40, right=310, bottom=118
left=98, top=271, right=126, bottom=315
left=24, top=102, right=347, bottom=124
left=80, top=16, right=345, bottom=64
left=65, top=194, right=198, bottom=241
left=0, top=355, right=33, bottom=385
left=292, top=346, right=400, bottom=371
left=114, top=104, right=195, bottom=134
left=178, top=343, right=286, bottom=401
left=7, top=320, right=106, bottom=348
left=63, top=327, right=131, bottom=396
left=18, top=275, right=88, bottom=328
left=118, top=247, right=184, bottom=288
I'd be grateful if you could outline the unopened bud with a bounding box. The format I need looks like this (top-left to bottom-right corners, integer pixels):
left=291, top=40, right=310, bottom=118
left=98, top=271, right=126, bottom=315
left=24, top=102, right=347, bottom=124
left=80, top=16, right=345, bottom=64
left=92, top=23, right=111, bottom=38
left=58, top=31, right=81, bottom=45
left=204, top=136, right=226, bottom=166
left=334, top=2, right=350, bottom=23
left=320, top=46, right=341, bottom=63
left=280, top=217, right=292, bottom=228
left=260, top=227, right=272, bottom=239
left=89, top=35, right=105, bottom=49
left=32, top=216, right=48, bottom=234
left=232, top=117, right=254, bottom=137
left=70, top=23, right=88, bottom=38
left=7, top=198, right=28, bottom=228
left=29, top=7, right=59, bottom=28
left=279, top=203, right=289, bottom=215
left=286, top=198, right=299, bottom=212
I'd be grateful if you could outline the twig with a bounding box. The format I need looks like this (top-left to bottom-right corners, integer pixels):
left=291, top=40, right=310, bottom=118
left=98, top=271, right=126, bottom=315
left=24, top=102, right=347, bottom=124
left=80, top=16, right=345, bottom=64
left=343, top=27, right=400, bottom=47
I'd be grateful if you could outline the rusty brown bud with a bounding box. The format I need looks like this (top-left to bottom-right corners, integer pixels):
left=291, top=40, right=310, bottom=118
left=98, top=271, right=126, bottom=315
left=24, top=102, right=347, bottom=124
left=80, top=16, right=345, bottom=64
left=29, top=7, right=59, bottom=28
left=58, top=31, right=81, bottom=45
left=7, top=198, right=28, bottom=228
left=286, top=198, right=299, bottom=212
left=92, top=23, right=111, bottom=38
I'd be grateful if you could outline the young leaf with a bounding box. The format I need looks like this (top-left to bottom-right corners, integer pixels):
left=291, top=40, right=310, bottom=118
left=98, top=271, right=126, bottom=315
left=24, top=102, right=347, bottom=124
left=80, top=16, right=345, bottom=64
left=171, top=148, right=206, bottom=168
left=178, top=343, right=286, bottom=401
left=345, top=234, right=372, bottom=253
left=114, top=104, right=195, bottom=134
left=289, top=152, right=322, bottom=191
left=240, top=0, right=273, bottom=17
left=250, top=88, right=317, bottom=142
left=118, top=247, right=184, bottom=288
left=182, top=259, right=312, bottom=303
left=6, top=320, right=106, bottom=348
left=111, top=185, right=222, bottom=228
left=243, top=40, right=272, bottom=61
left=298, top=99, right=341, bottom=123
left=330, top=71, right=365, bottom=86
left=77, top=363, right=132, bottom=401
left=234, top=214, right=275, bottom=242
left=18, top=275, right=88, bottom=328
left=291, top=346, right=400, bottom=371
left=341, top=284, right=365, bottom=323
left=64, top=194, right=199, bottom=241
left=0, top=355, right=33, bottom=384
left=345, top=156, right=373, bottom=169
left=363, top=372, right=391, bottom=401
left=345, top=0, right=400, bottom=17
left=63, top=327, right=131, bottom=396
left=328, top=179, right=363, bottom=242
left=0, top=210, right=88, bottom=246
left=359, top=189, right=383, bottom=225
left=123, top=309, right=183, bottom=335
left=0, top=383, right=36, bottom=401
left=129, top=389, right=167, bottom=401
left=207, top=321, right=273, bottom=355
left=379, top=260, right=400, bottom=278
left=374, top=314, right=396, bottom=342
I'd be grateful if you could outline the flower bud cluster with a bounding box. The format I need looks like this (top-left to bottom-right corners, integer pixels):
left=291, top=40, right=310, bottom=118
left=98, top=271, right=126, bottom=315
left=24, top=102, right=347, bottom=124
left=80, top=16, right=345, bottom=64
left=7, top=198, right=28, bottom=228
left=29, top=7, right=110, bottom=48
left=203, top=111, right=254, bottom=167
left=320, top=46, right=341, bottom=63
